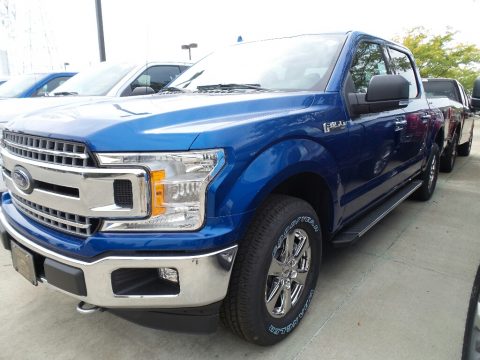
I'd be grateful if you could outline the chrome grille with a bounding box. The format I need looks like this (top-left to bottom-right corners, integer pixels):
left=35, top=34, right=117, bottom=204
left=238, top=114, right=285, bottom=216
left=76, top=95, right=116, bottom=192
left=11, top=194, right=99, bottom=237
left=2, top=131, right=94, bottom=167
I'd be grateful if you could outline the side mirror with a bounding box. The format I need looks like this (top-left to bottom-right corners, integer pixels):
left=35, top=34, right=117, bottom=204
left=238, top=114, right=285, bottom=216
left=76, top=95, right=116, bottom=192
left=471, top=77, right=480, bottom=111
left=349, top=75, right=409, bottom=116
left=131, top=86, right=155, bottom=96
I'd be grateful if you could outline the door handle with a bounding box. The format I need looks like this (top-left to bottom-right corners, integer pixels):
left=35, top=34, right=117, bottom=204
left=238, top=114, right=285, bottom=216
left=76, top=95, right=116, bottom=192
left=394, top=119, right=407, bottom=131
left=420, top=114, right=431, bottom=123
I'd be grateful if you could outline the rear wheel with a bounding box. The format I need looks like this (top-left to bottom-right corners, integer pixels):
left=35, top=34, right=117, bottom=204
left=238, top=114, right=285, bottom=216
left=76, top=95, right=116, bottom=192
left=221, top=195, right=322, bottom=345
left=440, top=133, right=458, bottom=173
left=458, top=129, right=473, bottom=157
left=413, top=143, right=440, bottom=201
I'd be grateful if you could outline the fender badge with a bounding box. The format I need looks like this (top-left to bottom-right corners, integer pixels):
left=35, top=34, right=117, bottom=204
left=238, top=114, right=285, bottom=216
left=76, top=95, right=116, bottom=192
left=323, top=121, right=347, bottom=133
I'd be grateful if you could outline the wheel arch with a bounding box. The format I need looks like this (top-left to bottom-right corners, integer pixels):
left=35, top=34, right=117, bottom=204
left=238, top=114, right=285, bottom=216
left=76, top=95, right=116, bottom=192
left=210, top=138, right=341, bottom=242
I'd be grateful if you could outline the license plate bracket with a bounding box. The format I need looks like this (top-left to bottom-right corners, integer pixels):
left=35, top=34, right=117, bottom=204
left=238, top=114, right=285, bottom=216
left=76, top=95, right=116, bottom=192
left=11, top=242, right=37, bottom=286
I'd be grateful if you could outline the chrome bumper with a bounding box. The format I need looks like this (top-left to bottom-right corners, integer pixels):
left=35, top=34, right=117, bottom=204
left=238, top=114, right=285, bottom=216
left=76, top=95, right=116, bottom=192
left=0, top=209, right=237, bottom=309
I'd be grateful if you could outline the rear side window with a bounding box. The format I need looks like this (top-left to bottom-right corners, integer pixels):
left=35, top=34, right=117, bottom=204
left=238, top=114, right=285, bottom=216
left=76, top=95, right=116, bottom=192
left=349, top=42, right=388, bottom=93
left=422, top=80, right=461, bottom=103
left=388, top=48, right=418, bottom=98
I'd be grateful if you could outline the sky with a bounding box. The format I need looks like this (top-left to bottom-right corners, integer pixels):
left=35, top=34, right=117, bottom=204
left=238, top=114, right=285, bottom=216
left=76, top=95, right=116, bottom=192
left=1, top=0, right=480, bottom=75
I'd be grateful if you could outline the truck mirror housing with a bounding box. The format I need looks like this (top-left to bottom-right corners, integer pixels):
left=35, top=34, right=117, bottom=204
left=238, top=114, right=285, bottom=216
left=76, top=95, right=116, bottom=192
left=131, top=86, right=155, bottom=96
left=366, top=75, right=410, bottom=102
left=471, top=77, right=480, bottom=110
left=349, top=75, right=409, bottom=116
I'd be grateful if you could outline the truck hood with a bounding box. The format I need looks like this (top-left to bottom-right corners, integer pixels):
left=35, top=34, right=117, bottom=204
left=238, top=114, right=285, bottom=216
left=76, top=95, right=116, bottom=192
left=0, top=96, right=112, bottom=124
left=5, top=92, right=317, bottom=151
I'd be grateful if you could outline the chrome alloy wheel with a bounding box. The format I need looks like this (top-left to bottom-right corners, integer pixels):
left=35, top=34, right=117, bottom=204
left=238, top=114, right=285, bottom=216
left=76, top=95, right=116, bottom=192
left=428, top=155, right=437, bottom=191
left=265, top=228, right=311, bottom=318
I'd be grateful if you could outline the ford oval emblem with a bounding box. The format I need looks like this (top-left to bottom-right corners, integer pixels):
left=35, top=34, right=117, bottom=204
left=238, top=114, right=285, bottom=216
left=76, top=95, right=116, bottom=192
left=12, top=166, right=34, bottom=194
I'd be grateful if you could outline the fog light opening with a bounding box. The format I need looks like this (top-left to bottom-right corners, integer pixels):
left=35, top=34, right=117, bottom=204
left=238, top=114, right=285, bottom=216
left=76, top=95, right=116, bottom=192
left=158, top=267, right=179, bottom=284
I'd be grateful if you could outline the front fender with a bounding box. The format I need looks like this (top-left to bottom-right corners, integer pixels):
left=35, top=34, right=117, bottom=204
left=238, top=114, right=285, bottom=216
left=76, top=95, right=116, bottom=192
left=207, top=138, right=341, bottom=228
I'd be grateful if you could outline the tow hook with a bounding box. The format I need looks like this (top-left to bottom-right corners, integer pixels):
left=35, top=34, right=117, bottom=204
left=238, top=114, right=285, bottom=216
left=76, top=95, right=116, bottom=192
left=76, top=301, right=105, bottom=314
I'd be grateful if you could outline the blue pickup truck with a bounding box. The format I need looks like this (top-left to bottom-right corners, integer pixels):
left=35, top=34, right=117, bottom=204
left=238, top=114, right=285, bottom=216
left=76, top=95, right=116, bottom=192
left=0, top=32, right=444, bottom=345
left=0, top=72, right=76, bottom=98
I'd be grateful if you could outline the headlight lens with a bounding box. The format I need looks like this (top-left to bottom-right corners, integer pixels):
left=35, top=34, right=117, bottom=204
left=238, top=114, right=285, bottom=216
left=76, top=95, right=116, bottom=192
left=97, top=149, right=225, bottom=231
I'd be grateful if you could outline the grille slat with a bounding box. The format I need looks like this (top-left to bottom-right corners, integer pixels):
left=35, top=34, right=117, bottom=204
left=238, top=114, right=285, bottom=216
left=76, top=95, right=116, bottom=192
left=3, top=131, right=93, bottom=167
left=11, top=194, right=98, bottom=237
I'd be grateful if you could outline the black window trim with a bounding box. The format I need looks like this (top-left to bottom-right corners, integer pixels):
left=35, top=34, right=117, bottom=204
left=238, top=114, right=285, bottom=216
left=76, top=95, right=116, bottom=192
left=385, top=45, right=421, bottom=100
left=342, top=39, right=392, bottom=119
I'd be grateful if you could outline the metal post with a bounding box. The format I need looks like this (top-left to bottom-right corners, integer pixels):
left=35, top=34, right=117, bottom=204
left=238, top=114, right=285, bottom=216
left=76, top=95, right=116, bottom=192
left=181, top=43, right=198, bottom=61
left=95, top=0, right=106, bottom=62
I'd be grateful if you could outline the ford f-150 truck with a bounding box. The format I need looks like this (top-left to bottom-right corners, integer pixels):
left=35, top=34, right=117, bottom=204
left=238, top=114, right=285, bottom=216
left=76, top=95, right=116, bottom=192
left=423, top=78, right=475, bottom=172
left=0, top=32, right=445, bottom=345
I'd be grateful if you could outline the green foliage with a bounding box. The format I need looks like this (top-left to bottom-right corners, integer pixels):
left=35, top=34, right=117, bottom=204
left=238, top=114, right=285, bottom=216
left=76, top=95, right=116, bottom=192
left=395, top=27, right=480, bottom=93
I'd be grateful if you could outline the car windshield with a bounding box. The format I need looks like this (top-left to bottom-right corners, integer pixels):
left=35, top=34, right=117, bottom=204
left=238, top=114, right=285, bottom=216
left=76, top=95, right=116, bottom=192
left=170, top=34, right=346, bottom=92
left=52, top=62, right=137, bottom=96
left=0, top=74, right=47, bottom=98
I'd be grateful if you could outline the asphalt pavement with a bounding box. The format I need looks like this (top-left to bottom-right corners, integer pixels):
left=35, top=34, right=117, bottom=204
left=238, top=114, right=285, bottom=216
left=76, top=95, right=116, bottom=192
left=1, top=128, right=479, bottom=359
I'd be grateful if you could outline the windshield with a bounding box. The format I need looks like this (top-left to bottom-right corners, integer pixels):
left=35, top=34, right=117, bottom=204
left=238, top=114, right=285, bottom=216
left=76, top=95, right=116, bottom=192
left=0, top=74, right=47, bottom=98
left=52, top=62, right=137, bottom=96
left=170, top=34, right=345, bottom=92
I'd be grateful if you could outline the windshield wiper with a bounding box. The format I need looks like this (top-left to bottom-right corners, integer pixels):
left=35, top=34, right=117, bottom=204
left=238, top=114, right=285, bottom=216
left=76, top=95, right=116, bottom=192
left=196, top=83, right=271, bottom=91
left=174, top=70, right=205, bottom=87
left=53, top=91, right=79, bottom=96
left=158, top=86, right=188, bottom=93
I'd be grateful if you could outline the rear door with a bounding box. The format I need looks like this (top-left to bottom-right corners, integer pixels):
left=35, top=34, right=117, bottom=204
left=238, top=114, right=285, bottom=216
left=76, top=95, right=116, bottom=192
left=386, top=46, right=430, bottom=179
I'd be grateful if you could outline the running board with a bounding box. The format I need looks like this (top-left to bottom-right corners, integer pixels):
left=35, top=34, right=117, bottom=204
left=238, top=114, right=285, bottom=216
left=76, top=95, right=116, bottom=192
left=332, top=180, right=422, bottom=247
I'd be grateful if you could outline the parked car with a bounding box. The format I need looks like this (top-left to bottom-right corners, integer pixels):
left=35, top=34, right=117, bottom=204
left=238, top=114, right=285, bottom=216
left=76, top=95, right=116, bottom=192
left=0, top=62, right=191, bottom=126
left=50, top=61, right=191, bottom=97
left=423, top=78, right=475, bottom=172
left=0, top=32, right=445, bottom=345
left=0, top=72, right=76, bottom=99
left=462, top=77, right=480, bottom=360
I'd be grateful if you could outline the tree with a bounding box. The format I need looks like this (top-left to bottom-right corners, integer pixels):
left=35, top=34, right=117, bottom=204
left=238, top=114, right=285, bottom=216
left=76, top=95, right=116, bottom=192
left=396, top=27, right=480, bottom=93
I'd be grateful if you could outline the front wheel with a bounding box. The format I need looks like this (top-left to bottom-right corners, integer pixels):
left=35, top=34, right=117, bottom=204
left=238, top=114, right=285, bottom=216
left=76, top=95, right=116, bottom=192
left=221, top=195, right=322, bottom=345
left=413, top=143, right=440, bottom=201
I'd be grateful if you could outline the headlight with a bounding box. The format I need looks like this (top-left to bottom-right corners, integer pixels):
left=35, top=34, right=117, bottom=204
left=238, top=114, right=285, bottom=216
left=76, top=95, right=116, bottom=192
left=97, top=149, right=225, bottom=231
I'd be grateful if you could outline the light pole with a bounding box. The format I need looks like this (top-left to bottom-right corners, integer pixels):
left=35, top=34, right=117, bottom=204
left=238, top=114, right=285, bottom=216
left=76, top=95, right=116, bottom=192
left=181, top=43, right=198, bottom=61
left=63, top=62, right=70, bottom=71
left=95, top=0, right=106, bottom=61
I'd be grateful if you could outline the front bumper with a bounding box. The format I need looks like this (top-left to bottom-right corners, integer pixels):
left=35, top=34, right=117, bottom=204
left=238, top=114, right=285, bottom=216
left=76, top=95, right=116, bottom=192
left=0, top=209, right=237, bottom=309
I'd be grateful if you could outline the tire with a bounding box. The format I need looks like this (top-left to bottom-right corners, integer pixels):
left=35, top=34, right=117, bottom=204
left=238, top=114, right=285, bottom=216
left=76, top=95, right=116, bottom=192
left=462, top=264, right=480, bottom=360
left=221, top=195, right=322, bottom=345
left=458, top=129, right=473, bottom=157
left=440, top=133, right=458, bottom=173
left=413, top=143, right=440, bottom=201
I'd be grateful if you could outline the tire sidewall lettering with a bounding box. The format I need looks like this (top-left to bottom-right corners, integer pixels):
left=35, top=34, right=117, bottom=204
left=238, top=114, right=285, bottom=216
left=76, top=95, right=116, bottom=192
left=267, top=289, right=315, bottom=335
left=272, top=215, right=320, bottom=258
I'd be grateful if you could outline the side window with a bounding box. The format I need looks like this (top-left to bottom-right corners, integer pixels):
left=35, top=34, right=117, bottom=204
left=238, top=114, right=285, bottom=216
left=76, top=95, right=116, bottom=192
left=349, top=42, right=388, bottom=93
left=388, top=48, right=418, bottom=98
left=129, top=66, right=181, bottom=94
left=32, top=76, right=71, bottom=97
